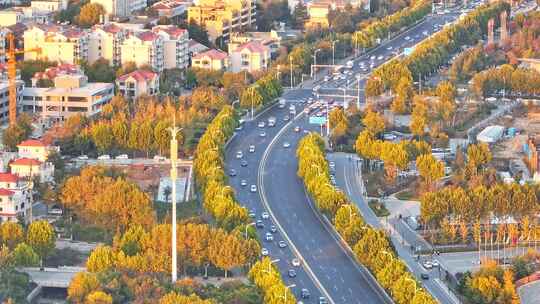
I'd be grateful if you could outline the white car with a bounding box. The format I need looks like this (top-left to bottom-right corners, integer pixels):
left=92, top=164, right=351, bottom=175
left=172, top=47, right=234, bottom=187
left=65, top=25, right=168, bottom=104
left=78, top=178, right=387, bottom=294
left=115, top=154, right=129, bottom=160
left=241, top=179, right=248, bottom=186
left=260, top=132, right=266, bottom=137
left=423, top=261, right=433, bottom=269
left=405, top=36, right=411, bottom=41
left=77, top=155, right=89, bottom=160
left=324, top=75, right=331, bottom=81
left=250, top=185, right=257, bottom=192
left=386, top=46, right=393, bottom=50
left=98, top=154, right=110, bottom=160
left=249, top=145, right=255, bottom=153
left=292, top=258, right=301, bottom=267
left=261, top=248, right=269, bottom=256
left=265, top=232, right=274, bottom=241
left=283, top=142, right=291, bottom=148
left=236, top=151, right=243, bottom=159
left=261, top=212, right=270, bottom=219
left=258, top=121, right=265, bottom=128
left=432, top=260, right=440, bottom=268
left=377, top=55, right=383, bottom=60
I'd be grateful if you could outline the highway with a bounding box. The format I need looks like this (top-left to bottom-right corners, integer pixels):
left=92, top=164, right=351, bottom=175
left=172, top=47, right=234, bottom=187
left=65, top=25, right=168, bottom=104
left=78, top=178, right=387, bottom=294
left=225, top=7, right=471, bottom=304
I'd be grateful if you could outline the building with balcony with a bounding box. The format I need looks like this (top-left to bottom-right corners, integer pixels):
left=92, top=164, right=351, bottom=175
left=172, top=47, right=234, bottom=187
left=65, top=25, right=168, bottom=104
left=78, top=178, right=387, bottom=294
left=24, top=25, right=89, bottom=64
left=10, top=158, right=54, bottom=183
left=0, top=79, right=24, bottom=126
left=229, top=40, right=269, bottom=73
left=91, top=0, right=146, bottom=17
left=192, top=49, right=229, bottom=71
left=228, top=31, right=280, bottom=58
left=187, top=0, right=256, bottom=44
left=17, top=139, right=60, bottom=162
left=152, top=0, right=192, bottom=18
left=88, top=23, right=126, bottom=67
left=116, top=70, right=159, bottom=99
left=0, top=173, right=32, bottom=223
left=21, top=74, right=114, bottom=123
left=121, top=31, right=164, bottom=72
left=31, top=0, right=68, bottom=12
left=152, top=25, right=189, bottom=70
left=0, top=7, right=52, bottom=26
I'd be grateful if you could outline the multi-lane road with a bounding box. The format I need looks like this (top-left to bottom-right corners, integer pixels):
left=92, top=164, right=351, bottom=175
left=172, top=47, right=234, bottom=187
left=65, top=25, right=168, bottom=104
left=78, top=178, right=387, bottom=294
left=225, top=7, right=473, bottom=304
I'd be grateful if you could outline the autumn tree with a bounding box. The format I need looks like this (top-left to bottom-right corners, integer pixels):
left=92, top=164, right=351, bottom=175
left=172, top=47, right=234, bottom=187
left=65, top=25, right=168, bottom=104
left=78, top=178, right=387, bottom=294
left=416, top=154, right=445, bottom=192
left=362, top=109, right=385, bottom=136
left=159, top=292, right=212, bottom=304
left=77, top=3, right=105, bottom=27
left=85, top=291, right=113, bottom=304
left=11, top=243, right=39, bottom=267
left=27, top=220, right=56, bottom=266
left=87, top=246, right=115, bottom=273
left=329, top=108, right=349, bottom=145
left=2, top=114, right=34, bottom=151
left=67, top=272, right=101, bottom=304
left=0, top=222, right=24, bottom=250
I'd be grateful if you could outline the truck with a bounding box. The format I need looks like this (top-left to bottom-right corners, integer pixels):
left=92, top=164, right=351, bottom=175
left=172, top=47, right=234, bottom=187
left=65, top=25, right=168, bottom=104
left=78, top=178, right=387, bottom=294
left=267, top=116, right=276, bottom=127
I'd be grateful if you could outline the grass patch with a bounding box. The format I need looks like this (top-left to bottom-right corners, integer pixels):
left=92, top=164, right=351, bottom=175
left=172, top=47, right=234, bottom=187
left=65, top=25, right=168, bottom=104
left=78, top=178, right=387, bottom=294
left=154, top=199, right=203, bottom=222
left=72, top=223, right=111, bottom=243
left=45, top=248, right=86, bottom=267
left=368, top=199, right=390, bottom=217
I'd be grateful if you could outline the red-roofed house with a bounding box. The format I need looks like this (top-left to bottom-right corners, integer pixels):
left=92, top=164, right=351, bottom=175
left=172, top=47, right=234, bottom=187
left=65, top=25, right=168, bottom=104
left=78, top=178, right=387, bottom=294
left=116, top=70, right=160, bottom=99
left=0, top=172, right=32, bottom=223
left=17, top=138, right=60, bottom=162
left=192, top=49, right=229, bottom=71
left=152, top=0, right=192, bottom=18
left=24, top=25, right=89, bottom=64
left=229, top=41, right=270, bottom=73
left=31, top=63, right=82, bottom=87
left=10, top=157, right=54, bottom=183
left=121, top=31, right=164, bottom=72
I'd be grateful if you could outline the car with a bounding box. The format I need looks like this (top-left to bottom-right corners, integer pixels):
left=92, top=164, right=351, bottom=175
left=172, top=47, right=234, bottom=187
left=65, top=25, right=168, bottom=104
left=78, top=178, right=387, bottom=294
left=241, top=160, right=248, bottom=167
left=278, top=241, right=287, bottom=248
left=261, top=212, right=270, bottom=219
left=248, top=210, right=256, bottom=218
left=405, top=36, right=411, bottom=40
left=77, top=155, right=89, bottom=160
left=236, top=151, right=243, bottom=159
left=324, top=75, right=331, bottom=81
left=301, top=289, right=310, bottom=299
left=423, top=261, right=433, bottom=269
left=294, top=126, right=301, bottom=132
left=386, top=46, right=393, bottom=50
left=432, top=260, right=440, bottom=268
left=319, top=297, right=328, bottom=304
left=229, top=169, right=237, bottom=177
left=370, top=55, right=375, bottom=60
left=153, top=155, right=166, bottom=162
left=284, top=115, right=290, bottom=121
left=292, top=258, right=300, bottom=267
left=283, top=142, right=291, bottom=148
left=48, top=207, right=63, bottom=216
left=235, top=125, right=243, bottom=131
left=265, top=232, right=274, bottom=241
left=260, top=132, right=266, bottom=137
left=115, top=154, right=129, bottom=160
left=256, top=220, right=264, bottom=228
left=258, top=121, right=265, bottom=128
left=377, top=55, right=383, bottom=60
left=270, top=225, right=277, bottom=233
left=249, top=145, right=255, bottom=153
left=383, top=133, right=397, bottom=140
left=261, top=248, right=269, bottom=256
left=98, top=154, right=110, bottom=160
left=241, top=179, right=248, bottom=186
left=250, top=185, right=257, bottom=192
left=421, top=273, right=430, bottom=280
left=288, top=269, right=297, bottom=278
left=332, top=75, right=340, bottom=81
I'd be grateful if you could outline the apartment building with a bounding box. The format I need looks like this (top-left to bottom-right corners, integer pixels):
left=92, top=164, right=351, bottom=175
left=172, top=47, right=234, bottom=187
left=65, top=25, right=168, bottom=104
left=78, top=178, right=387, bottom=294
left=121, top=31, right=164, bottom=72
left=116, top=69, right=159, bottom=99
left=21, top=74, right=114, bottom=122
left=31, top=0, right=68, bottom=12
left=91, top=0, right=146, bottom=17
left=0, top=29, right=6, bottom=63
left=24, top=25, right=89, bottom=64
left=228, top=31, right=280, bottom=58
left=88, top=23, right=126, bottom=67
left=152, top=0, right=192, bottom=18
left=229, top=41, right=270, bottom=73
left=17, top=139, right=60, bottom=162
left=0, top=7, right=52, bottom=27
left=10, top=158, right=54, bottom=183
left=0, top=79, right=24, bottom=125
left=192, top=49, right=229, bottom=71
left=0, top=173, right=32, bottom=223
left=152, top=25, right=189, bottom=70
left=187, top=0, right=256, bottom=44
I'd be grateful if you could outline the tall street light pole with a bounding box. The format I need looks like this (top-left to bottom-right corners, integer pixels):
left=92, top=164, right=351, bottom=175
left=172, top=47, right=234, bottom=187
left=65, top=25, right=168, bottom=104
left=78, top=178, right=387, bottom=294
left=332, top=40, right=338, bottom=66
left=168, top=120, right=183, bottom=283
left=284, top=284, right=296, bottom=303
left=289, top=55, right=294, bottom=88
left=312, top=49, right=321, bottom=79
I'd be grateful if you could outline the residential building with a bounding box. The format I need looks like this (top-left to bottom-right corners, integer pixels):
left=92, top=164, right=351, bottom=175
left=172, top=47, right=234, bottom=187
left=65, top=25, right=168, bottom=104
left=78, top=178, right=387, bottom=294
left=88, top=23, right=126, bottom=66
left=0, top=173, right=32, bottom=223
left=10, top=158, right=54, bottom=183
left=228, top=31, right=280, bottom=58
left=31, top=63, right=81, bottom=87
left=0, top=79, right=24, bottom=125
left=229, top=41, right=270, bottom=73
left=91, top=0, right=146, bottom=17
left=21, top=74, right=114, bottom=123
left=152, top=25, right=189, bottom=70
left=0, top=29, right=7, bottom=63
left=192, top=49, right=229, bottom=71
left=188, top=39, right=209, bottom=56
left=187, top=0, right=256, bottom=44
left=121, top=31, right=164, bottom=72
left=17, top=139, right=60, bottom=162
left=305, top=0, right=358, bottom=28
left=0, top=9, right=24, bottom=26
left=24, top=25, right=89, bottom=64
left=31, top=0, right=68, bottom=12
left=0, top=7, right=52, bottom=26
left=116, top=70, right=160, bottom=99
left=152, top=0, right=192, bottom=18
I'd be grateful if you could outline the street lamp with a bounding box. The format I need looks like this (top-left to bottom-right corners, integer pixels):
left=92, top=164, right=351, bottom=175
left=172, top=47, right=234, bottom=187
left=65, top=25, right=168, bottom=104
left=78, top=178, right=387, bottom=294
left=262, top=258, right=281, bottom=274
left=332, top=40, right=338, bottom=66
left=280, top=284, right=296, bottom=303
left=356, top=73, right=362, bottom=108
left=245, top=222, right=256, bottom=239
left=312, top=49, right=321, bottom=79
left=168, top=121, right=183, bottom=283
left=289, top=55, right=294, bottom=88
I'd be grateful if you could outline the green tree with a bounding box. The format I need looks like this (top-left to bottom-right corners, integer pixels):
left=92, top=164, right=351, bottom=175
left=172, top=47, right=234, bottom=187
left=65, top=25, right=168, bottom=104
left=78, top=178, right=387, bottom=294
left=26, top=220, right=56, bottom=266
left=2, top=114, right=34, bottom=151
left=84, top=59, right=115, bottom=83
left=11, top=243, right=39, bottom=267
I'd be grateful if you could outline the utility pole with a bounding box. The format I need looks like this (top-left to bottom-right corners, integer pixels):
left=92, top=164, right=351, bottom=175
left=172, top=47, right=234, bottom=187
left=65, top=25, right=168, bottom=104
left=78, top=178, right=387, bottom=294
left=332, top=40, right=338, bottom=66
left=289, top=56, right=293, bottom=88
left=168, top=120, right=182, bottom=283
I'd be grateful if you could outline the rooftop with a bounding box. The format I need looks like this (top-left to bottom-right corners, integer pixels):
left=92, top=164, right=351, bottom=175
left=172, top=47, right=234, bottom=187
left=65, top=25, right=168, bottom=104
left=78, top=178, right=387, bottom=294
left=0, top=188, right=14, bottom=196
left=23, top=82, right=113, bottom=96
left=0, top=173, right=18, bottom=183
left=193, top=49, right=228, bottom=60
left=11, top=158, right=42, bottom=166
left=18, top=139, right=47, bottom=147
left=117, top=70, right=158, bottom=82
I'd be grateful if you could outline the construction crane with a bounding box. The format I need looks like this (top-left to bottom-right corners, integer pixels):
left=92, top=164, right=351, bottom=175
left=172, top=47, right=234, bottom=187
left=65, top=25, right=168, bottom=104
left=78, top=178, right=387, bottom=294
left=5, top=33, right=41, bottom=125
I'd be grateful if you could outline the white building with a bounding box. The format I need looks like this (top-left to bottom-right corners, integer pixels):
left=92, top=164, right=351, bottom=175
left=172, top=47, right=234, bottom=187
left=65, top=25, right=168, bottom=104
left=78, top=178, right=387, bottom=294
left=88, top=23, right=126, bottom=67
left=0, top=173, right=32, bottom=223
left=229, top=41, right=270, bottom=73
left=31, top=0, right=68, bottom=12
left=116, top=69, right=160, bottom=99
left=91, top=0, right=147, bottom=17
left=10, top=158, right=54, bottom=183
left=0, top=79, right=24, bottom=126
left=120, top=31, right=164, bottom=72
left=24, top=25, right=89, bottom=64
left=192, top=49, right=229, bottom=71
left=17, top=139, right=60, bottom=162
left=0, top=7, right=52, bottom=26
left=477, top=125, right=505, bottom=144
left=21, top=74, right=114, bottom=123
left=152, top=0, right=191, bottom=18
left=152, top=25, right=189, bottom=70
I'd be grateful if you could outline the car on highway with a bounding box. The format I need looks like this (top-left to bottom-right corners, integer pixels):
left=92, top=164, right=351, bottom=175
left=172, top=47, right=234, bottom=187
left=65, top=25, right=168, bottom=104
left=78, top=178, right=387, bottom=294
left=77, top=155, right=89, bottom=160
left=240, top=160, right=248, bottom=167
left=386, top=46, right=393, bottom=50
left=292, top=258, right=300, bottom=267
left=261, top=212, right=269, bottom=219
left=301, top=289, right=311, bottom=299
left=324, top=75, right=331, bottom=81
left=405, top=36, right=411, bottom=40
left=98, top=154, right=111, bottom=160
left=278, top=99, right=286, bottom=108
left=241, top=179, right=247, bottom=186
left=346, top=60, right=354, bottom=68
left=432, top=260, right=440, bottom=268
left=249, top=210, right=256, bottom=218
left=278, top=240, right=287, bottom=248
left=258, top=121, right=265, bottom=128
left=421, top=273, right=430, bottom=280
left=283, top=142, right=291, bottom=148
left=153, top=155, right=166, bottom=162
left=370, top=55, right=375, bottom=60
left=423, top=30, right=428, bottom=36
left=423, top=261, right=433, bottom=269
left=265, top=232, right=273, bottom=241
left=260, top=132, right=266, bottom=137
left=288, top=269, right=297, bottom=278
left=270, top=225, right=277, bottom=233
left=319, top=297, right=328, bottom=304
left=229, top=169, right=237, bottom=177
left=261, top=248, right=269, bottom=256
left=294, top=126, right=301, bottom=132
left=377, top=55, right=383, bottom=60
left=283, top=115, right=290, bottom=121
left=250, top=185, right=257, bottom=192
left=115, top=154, right=129, bottom=160
left=267, top=117, right=276, bottom=127
left=236, top=151, right=243, bottom=159
left=249, top=145, right=256, bottom=153
left=256, top=220, right=264, bottom=228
